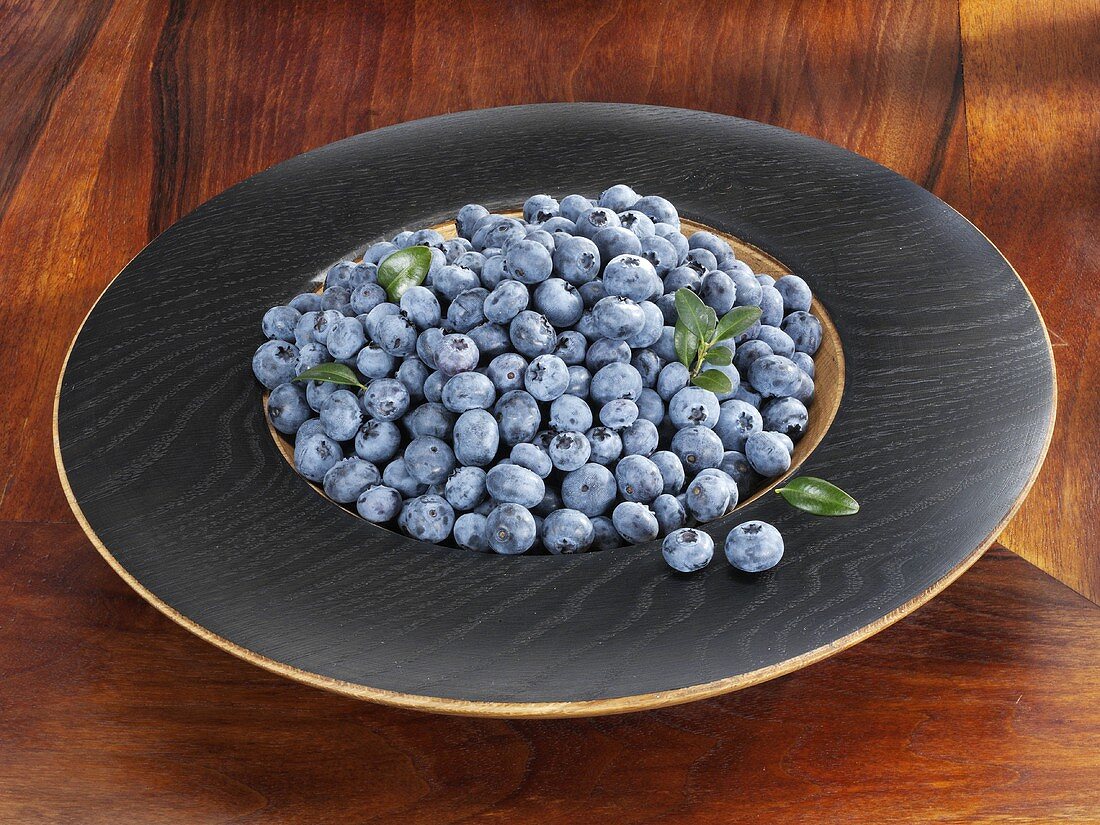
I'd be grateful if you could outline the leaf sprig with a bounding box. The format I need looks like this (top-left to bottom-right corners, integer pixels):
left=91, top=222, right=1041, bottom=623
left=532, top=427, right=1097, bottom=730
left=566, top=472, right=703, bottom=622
left=673, top=288, right=760, bottom=394
left=377, top=245, right=432, bottom=302
left=775, top=477, right=859, bottom=516
left=294, top=363, right=366, bottom=390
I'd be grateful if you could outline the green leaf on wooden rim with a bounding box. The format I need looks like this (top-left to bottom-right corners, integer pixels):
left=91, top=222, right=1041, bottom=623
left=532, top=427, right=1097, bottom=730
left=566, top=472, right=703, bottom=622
left=674, top=322, right=699, bottom=368
left=377, top=245, right=432, bottom=301
left=674, top=288, right=717, bottom=341
left=704, top=346, right=733, bottom=366
left=294, top=362, right=365, bottom=389
left=692, top=369, right=733, bottom=394
left=775, top=477, right=859, bottom=516
left=713, top=305, right=761, bottom=344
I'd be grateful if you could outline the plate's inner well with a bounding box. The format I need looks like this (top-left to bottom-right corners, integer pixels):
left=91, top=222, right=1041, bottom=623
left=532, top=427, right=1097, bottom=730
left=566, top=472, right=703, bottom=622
left=264, top=214, right=845, bottom=537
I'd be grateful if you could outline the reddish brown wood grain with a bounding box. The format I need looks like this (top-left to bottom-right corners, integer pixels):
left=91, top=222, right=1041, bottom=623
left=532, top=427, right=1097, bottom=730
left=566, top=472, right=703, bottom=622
left=961, top=0, right=1100, bottom=601
left=0, top=524, right=1096, bottom=823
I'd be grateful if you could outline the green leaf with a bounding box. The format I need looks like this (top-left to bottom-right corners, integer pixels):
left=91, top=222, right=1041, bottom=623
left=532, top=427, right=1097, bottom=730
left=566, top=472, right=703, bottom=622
left=294, top=363, right=365, bottom=389
left=704, top=346, right=733, bottom=366
left=692, top=369, right=733, bottom=394
left=713, top=305, right=762, bottom=344
left=775, top=477, right=860, bottom=516
left=674, top=288, right=717, bottom=341
left=674, top=322, right=699, bottom=368
left=377, top=246, right=432, bottom=301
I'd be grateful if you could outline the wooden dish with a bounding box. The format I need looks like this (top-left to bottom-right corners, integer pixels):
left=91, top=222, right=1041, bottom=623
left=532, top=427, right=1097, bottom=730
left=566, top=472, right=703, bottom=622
left=54, top=104, right=1055, bottom=717
left=263, top=214, right=844, bottom=520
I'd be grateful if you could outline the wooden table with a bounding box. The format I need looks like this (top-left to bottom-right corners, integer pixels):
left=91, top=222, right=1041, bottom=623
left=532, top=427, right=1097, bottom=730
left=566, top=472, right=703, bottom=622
left=1, top=1, right=1096, bottom=821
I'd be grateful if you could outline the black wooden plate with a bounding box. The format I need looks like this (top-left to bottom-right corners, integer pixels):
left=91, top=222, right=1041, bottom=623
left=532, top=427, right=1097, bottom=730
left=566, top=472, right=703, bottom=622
left=55, top=104, right=1054, bottom=717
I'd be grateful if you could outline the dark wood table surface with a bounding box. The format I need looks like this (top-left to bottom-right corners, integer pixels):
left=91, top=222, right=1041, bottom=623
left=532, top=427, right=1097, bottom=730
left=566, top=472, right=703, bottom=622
left=1, top=1, right=1096, bottom=821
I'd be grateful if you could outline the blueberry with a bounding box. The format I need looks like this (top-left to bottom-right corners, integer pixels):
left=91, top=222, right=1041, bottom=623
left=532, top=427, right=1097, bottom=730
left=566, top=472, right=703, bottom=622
left=399, top=495, right=455, bottom=544
left=350, top=283, right=386, bottom=315
left=615, top=454, right=663, bottom=503
left=650, top=450, right=686, bottom=495
left=523, top=193, right=560, bottom=223
left=791, top=371, right=816, bottom=406
left=593, top=226, right=642, bottom=262
left=761, top=396, right=809, bottom=441
left=590, top=516, right=621, bottom=550
left=453, top=512, right=490, bottom=552
left=456, top=204, right=490, bottom=239
left=669, top=386, right=721, bottom=429
left=442, top=371, right=496, bottom=412
left=603, top=254, right=658, bottom=302
left=657, top=362, right=690, bottom=401
left=653, top=493, right=687, bottom=534
left=525, top=354, right=570, bottom=402
left=663, top=265, right=702, bottom=293
left=744, top=431, right=792, bottom=476
left=549, top=431, right=592, bottom=472
left=775, top=274, right=812, bottom=313
left=612, top=502, right=660, bottom=543
left=552, top=235, right=601, bottom=285
left=322, top=457, right=380, bottom=503
left=700, top=271, right=736, bottom=315
left=671, top=426, right=725, bottom=473
left=443, top=237, right=473, bottom=263
left=600, top=398, right=639, bottom=429
left=759, top=285, right=784, bottom=327
left=591, top=362, right=643, bottom=405
left=734, top=383, right=762, bottom=408
left=791, top=351, right=815, bottom=378
left=713, top=399, right=763, bottom=450
left=684, top=470, right=732, bottom=522
left=504, top=239, right=553, bottom=284
left=654, top=326, right=679, bottom=363
left=364, top=241, right=400, bottom=264
left=781, top=311, right=822, bottom=355
left=585, top=338, right=631, bottom=371
left=453, top=408, right=500, bottom=467
left=635, top=388, right=665, bottom=425
left=320, top=288, right=352, bottom=314
left=467, top=322, right=511, bottom=360
left=486, top=352, right=528, bottom=393
left=617, top=209, right=656, bottom=239
left=493, top=390, right=541, bottom=445
left=621, top=418, right=659, bottom=456
left=684, top=248, right=718, bottom=274
left=748, top=355, right=802, bottom=398
left=324, top=260, right=362, bottom=291
left=719, top=450, right=759, bottom=499
left=662, top=528, right=714, bottom=572
left=633, top=195, right=679, bottom=228
left=483, top=279, right=529, bottom=324
left=356, top=484, right=403, bottom=523
left=638, top=235, right=679, bottom=277
left=554, top=330, right=588, bottom=365
left=305, top=379, right=339, bottom=413
left=363, top=303, right=400, bottom=341
left=397, top=285, right=440, bottom=329
left=294, top=432, right=343, bottom=482
left=444, top=465, right=487, bottom=511
left=415, top=327, right=444, bottom=369
left=567, top=365, right=591, bottom=397
left=252, top=340, right=300, bottom=389
left=510, top=443, right=553, bottom=478
left=574, top=206, right=621, bottom=239
left=354, top=419, right=401, bottom=463
left=486, top=503, right=537, bottom=555
left=586, top=426, right=623, bottom=466
left=267, top=382, right=312, bottom=435
left=653, top=221, right=689, bottom=261
left=396, top=357, right=430, bottom=400
left=591, top=296, right=644, bottom=341
left=532, top=278, right=583, bottom=328
left=598, top=184, right=639, bottom=212
left=726, top=270, right=761, bottom=308
left=542, top=509, right=595, bottom=554
left=550, top=394, right=594, bottom=432
left=361, top=378, right=410, bottom=422
left=426, top=335, right=475, bottom=380
left=406, top=402, right=455, bottom=439
left=262, top=306, right=301, bottom=342
left=486, top=463, right=545, bottom=508
left=733, top=339, right=773, bottom=374
left=376, top=314, right=418, bottom=356
left=289, top=292, right=323, bottom=313
left=560, top=193, right=596, bottom=222
left=688, top=230, right=733, bottom=260
left=479, top=255, right=509, bottom=289
left=473, top=217, right=525, bottom=252
left=755, top=324, right=795, bottom=358
left=561, top=463, right=617, bottom=516
left=775, top=432, right=795, bottom=454
left=319, top=389, right=364, bottom=440
left=382, top=457, right=428, bottom=498
left=324, top=316, right=365, bottom=360
left=298, top=419, right=325, bottom=443
left=455, top=251, right=486, bottom=274
left=540, top=216, right=577, bottom=234
left=578, top=279, right=607, bottom=308
left=725, top=520, right=784, bottom=572
left=433, top=264, right=481, bottom=301
left=423, top=370, right=445, bottom=403
left=509, top=311, right=557, bottom=358
left=629, top=349, right=662, bottom=390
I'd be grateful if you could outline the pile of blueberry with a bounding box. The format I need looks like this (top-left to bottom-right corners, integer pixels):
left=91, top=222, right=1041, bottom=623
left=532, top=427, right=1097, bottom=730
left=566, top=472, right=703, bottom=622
left=252, top=186, right=821, bottom=571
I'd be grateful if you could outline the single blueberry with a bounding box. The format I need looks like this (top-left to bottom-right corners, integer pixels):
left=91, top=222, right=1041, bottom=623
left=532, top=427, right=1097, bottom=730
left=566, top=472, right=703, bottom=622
left=590, top=362, right=643, bottom=405
left=524, top=354, right=570, bottom=402
left=509, top=311, right=557, bottom=358
left=267, top=382, right=312, bottom=435
left=548, top=431, right=592, bottom=472
left=713, top=399, right=764, bottom=451
left=323, top=457, right=381, bottom=503
left=453, top=512, right=490, bottom=552
left=781, top=311, right=823, bottom=355
left=662, top=528, right=715, bottom=573
left=574, top=206, right=621, bottom=239
left=653, top=493, right=687, bottom=535
left=382, top=457, right=428, bottom=498
left=435, top=333, right=480, bottom=377
left=453, top=408, right=501, bottom=467
left=671, top=426, right=725, bottom=473
left=748, top=354, right=803, bottom=398
left=593, top=226, right=642, bottom=262
left=632, top=195, right=679, bottom=228
left=493, top=390, right=541, bottom=446
left=442, top=371, right=496, bottom=413
left=467, top=322, right=511, bottom=360
left=486, top=352, right=528, bottom=393
left=542, top=509, right=596, bottom=554
left=600, top=398, right=639, bottom=429
left=361, top=378, right=410, bottom=422
left=650, top=450, right=686, bottom=495
left=534, top=278, right=584, bottom=327
left=561, top=463, right=617, bottom=516
left=354, top=419, right=402, bottom=463
left=252, top=340, right=300, bottom=389
left=486, top=503, right=537, bottom=555
left=669, top=386, right=722, bottom=429
left=262, top=306, right=301, bottom=342
left=684, top=470, right=733, bottom=522
left=621, top=418, right=659, bottom=456
left=444, top=466, right=488, bottom=511
left=504, top=239, right=554, bottom=284
left=294, top=432, right=343, bottom=482
left=554, top=330, right=588, bottom=366
left=617, top=209, right=656, bottom=239
left=523, top=193, right=560, bottom=224
left=483, top=279, right=529, bottom=324
left=399, top=495, right=455, bottom=544
left=597, top=183, right=639, bottom=212
left=376, top=314, right=418, bottom=357
left=700, top=271, right=736, bottom=315
left=725, top=520, right=784, bottom=572
left=510, top=443, right=553, bottom=478
left=319, top=389, right=364, bottom=441
left=550, top=393, right=594, bottom=432
left=775, top=274, right=812, bottom=313
left=552, top=235, right=601, bottom=286
left=399, top=285, right=442, bottom=329
left=744, top=431, right=792, bottom=477
left=356, top=484, right=402, bottom=523
left=456, top=204, right=491, bottom=240
left=405, top=402, right=455, bottom=439
left=761, top=396, right=809, bottom=441
left=612, top=501, right=660, bottom=544
left=615, top=454, right=664, bottom=503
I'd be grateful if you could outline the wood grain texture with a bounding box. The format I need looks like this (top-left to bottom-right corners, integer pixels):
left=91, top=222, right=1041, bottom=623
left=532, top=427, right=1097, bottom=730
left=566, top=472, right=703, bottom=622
left=960, top=0, right=1100, bottom=601
left=1, top=522, right=1097, bottom=823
